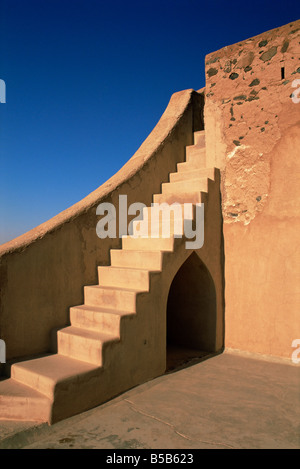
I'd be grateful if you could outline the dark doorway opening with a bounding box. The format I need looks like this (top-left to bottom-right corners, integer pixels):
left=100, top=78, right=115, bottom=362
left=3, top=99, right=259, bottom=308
left=166, top=252, right=217, bottom=372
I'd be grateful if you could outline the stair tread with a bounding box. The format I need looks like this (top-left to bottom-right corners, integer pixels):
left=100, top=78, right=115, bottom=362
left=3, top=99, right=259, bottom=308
left=122, top=232, right=175, bottom=238
left=170, top=168, right=216, bottom=176
left=111, top=248, right=163, bottom=255
left=163, top=177, right=208, bottom=185
left=0, top=377, right=51, bottom=400
left=171, top=167, right=213, bottom=172
left=99, top=265, right=151, bottom=273
left=121, top=234, right=175, bottom=240
left=58, top=325, right=119, bottom=342
left=85, top=284, right=147, bottom=293
left=178, top=161, right=205, bottom=167
left=12, top=354, right=100, bottom=382
left=156, top=189, right=208, bottom=196
left=186, top=144, right=206, bottom=149
left=145, top=203, right=198, bottom=209
left=71, top=304, right=134, bottom=316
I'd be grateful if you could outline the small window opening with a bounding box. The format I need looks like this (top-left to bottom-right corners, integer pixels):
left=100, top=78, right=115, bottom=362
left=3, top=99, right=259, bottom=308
left=281, top=67, right=285, bottom=80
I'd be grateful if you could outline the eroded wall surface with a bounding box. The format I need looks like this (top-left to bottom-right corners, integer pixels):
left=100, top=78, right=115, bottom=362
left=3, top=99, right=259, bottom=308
left=204, top=20, right=300, bottom=359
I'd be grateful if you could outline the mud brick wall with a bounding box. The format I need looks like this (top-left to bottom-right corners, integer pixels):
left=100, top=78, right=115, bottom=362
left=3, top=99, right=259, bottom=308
left=204, top=20, right=300, bottom=359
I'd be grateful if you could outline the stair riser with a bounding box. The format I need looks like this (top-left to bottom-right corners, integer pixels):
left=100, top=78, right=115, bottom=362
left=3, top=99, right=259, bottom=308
left=142, top=204, right=195, bottom=219
left=186, top=154, right=206, bottom=166
left=98, top=267, right=149, bottom=291
left=170, top=168, right=215, bottom=182
left=121, top=236, right=174, bottom=252
left=194, top=132, right=205, bottom=146
left=162, top=180, right=208, bottom=194
left=153, top=192, right=205, bottom=205
left=177, top=159, right=206, bottom=171
left=132, top=219, right=186, bottom=238
left=84, top=286, right=137, bottom=312
left=143, top=204, right=199, bottom=221
left=57, top=331, right=104, bottom=366
left=0, top=395, right=51, bottom=422
left=186, top=147, right=206, bottom=163
left=11, top=366, right=55, bottom=399
left=110, top=250, right=162, bottom=271
left=70, top=308, right=122, bottom=335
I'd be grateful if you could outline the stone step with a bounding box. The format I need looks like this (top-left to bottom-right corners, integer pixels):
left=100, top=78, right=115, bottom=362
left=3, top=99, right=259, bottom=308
left=140, top=204, right=198, bottom=231
left=142, top=204, right=194, bottom=220
left=11, top=354, right=99, bottom=399
left=98, top=266, right=150, bottom=291
left=193, top=130, right=205, bottom=146
left=177, top=158, right=206, bottom=171
left=186, top=145, right=206, bottom=163
left=131, top=218, right=185, bottom=238
left=84, top=285, right=140, bottom=312
left=121, top=235, right=174, bottom=252
left=169, top=167, right=216, bottom=183
left=0, top=378, right=51, bottom=422
left=162, top=178, right=208, bottom=194
left=110, top=249, right=163, bottom=271
left=153, top=191, right=207, bottom=205
left=131, top=204, right=199, bottom=238
left=57, top=326, right=119, bottom=366
left=70, top=304, right=133, bottom=335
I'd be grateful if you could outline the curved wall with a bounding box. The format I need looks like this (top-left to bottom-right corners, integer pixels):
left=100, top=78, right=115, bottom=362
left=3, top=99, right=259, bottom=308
left=0, top=89, right=204, bottom=362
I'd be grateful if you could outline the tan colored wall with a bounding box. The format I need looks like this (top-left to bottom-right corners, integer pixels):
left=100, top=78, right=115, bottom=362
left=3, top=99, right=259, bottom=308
left=0, top=89, right=204, bottom=363
left=204, top=20, right=300, bottom=359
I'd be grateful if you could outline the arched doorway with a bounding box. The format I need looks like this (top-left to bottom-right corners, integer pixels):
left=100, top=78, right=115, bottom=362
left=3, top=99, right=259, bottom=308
left=166, top=252, right=217, bottom=371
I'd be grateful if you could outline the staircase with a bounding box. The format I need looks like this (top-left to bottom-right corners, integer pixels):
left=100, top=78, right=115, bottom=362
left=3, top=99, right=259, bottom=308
left=0, top=130, right=220, bottom=424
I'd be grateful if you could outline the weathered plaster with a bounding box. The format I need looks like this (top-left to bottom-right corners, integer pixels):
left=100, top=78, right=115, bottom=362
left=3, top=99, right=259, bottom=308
left=205, top=19, right=300, bottom=225
left=205, top=20, right=300, bottom=359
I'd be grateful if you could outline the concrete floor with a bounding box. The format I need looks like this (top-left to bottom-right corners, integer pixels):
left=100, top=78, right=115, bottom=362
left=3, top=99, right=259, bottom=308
left=0, top=351, right=299, bottom=449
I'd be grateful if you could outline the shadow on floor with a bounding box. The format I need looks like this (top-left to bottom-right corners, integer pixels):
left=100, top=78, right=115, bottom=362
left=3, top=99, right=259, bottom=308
left=166, top=344, right=222, bottom=373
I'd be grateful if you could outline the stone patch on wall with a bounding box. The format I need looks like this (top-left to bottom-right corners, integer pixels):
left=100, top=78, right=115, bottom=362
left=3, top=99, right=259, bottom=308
left=205, top=20, right=300, bottom=224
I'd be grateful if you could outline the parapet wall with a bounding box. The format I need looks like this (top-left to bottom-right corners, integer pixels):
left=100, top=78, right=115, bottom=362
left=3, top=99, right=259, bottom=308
left=204, top=20, right=300, bottom=359
left=0, top=89, right=204, bottom=362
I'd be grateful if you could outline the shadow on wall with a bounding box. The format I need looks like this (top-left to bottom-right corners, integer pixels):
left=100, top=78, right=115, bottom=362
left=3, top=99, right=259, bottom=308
left=166, top=252, right=218, bottom=371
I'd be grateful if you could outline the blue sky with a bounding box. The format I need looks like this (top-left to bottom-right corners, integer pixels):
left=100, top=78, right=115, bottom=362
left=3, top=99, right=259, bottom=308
left=0, top=0, right=299, bottom=244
